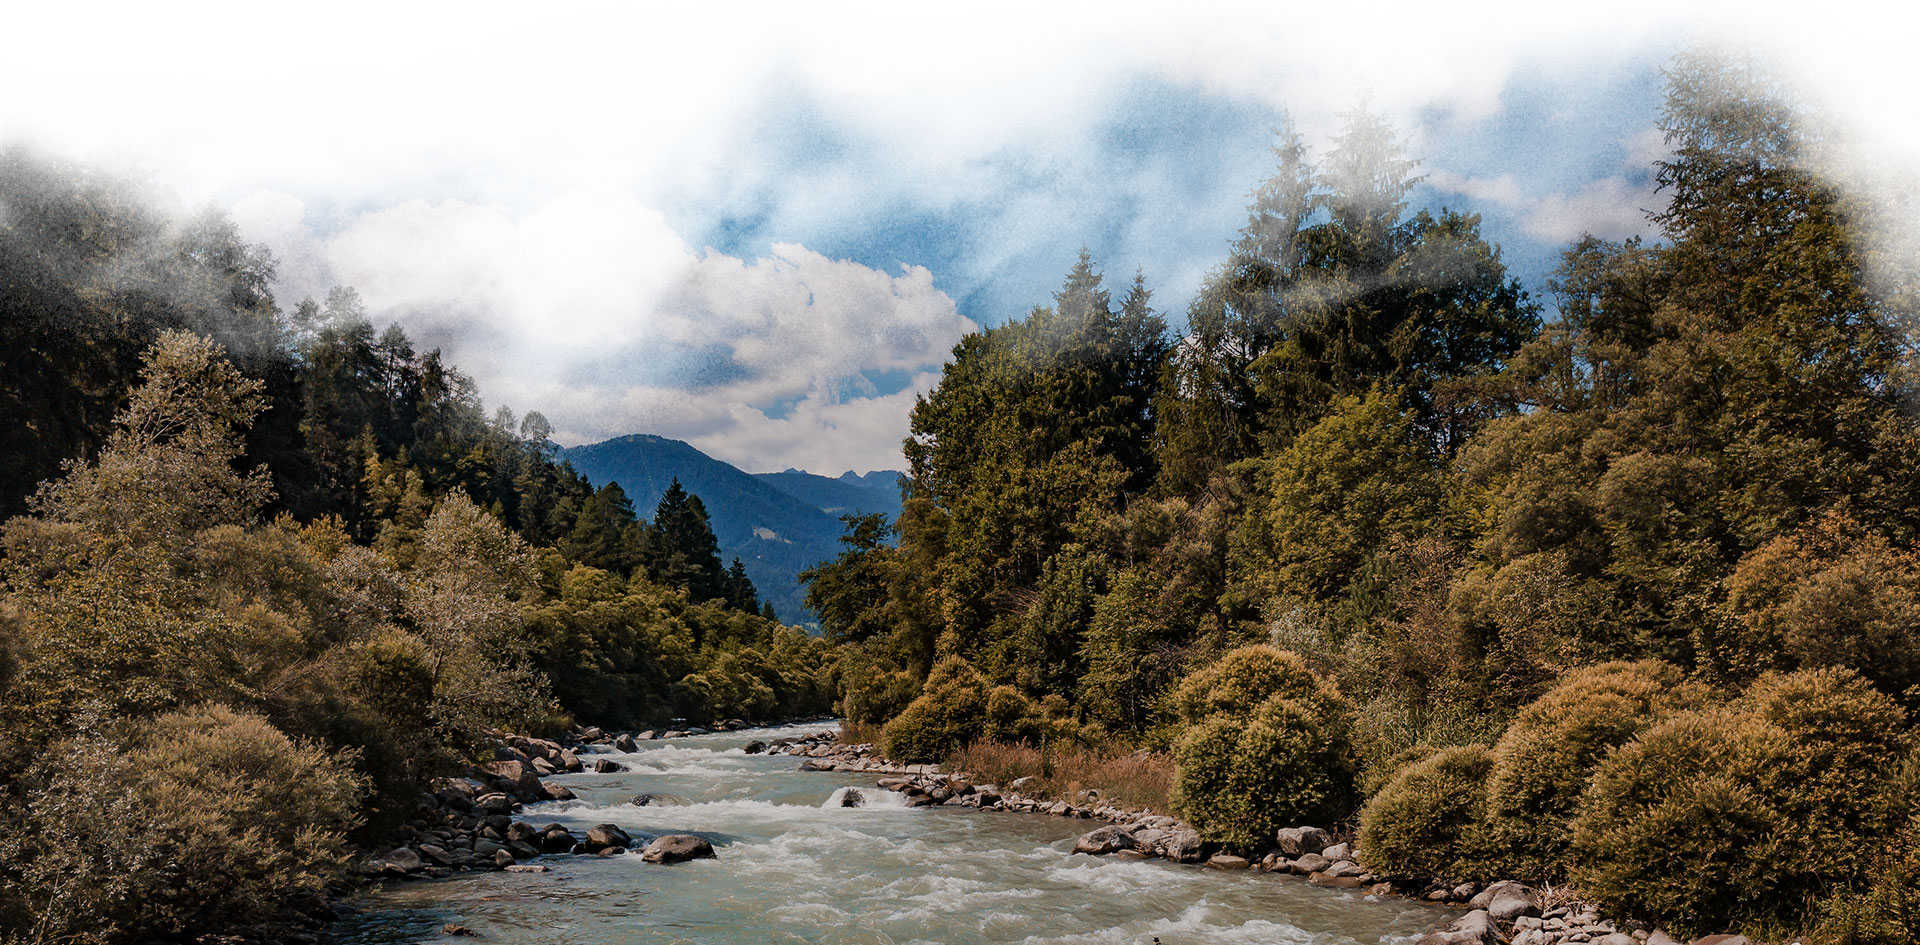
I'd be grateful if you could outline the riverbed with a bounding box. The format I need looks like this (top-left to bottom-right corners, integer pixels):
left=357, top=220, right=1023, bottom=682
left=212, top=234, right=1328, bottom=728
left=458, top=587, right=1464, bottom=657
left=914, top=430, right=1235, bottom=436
left=331, top=723, right=1448, bottom=945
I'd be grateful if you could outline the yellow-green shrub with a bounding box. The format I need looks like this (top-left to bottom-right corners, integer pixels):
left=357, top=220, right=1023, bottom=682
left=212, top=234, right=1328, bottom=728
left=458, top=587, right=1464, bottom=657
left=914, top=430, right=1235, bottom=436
left=0, top=705, right=365, bottom=945
left=879, top=657, right=989, bottom=763
left=1572, top=668, right=1910, bottom=935
left=1483, top=660, right=1711, bottom=880
left=1815, top=811, right=1920, bottom=945
left=984, top=685, right=1045, bottom=743
left=1171, top=693, right=1357, bottom=849
left=1358, top=744, right=1494, bottom=882
left=1168, top=645, right=1345, bottom=722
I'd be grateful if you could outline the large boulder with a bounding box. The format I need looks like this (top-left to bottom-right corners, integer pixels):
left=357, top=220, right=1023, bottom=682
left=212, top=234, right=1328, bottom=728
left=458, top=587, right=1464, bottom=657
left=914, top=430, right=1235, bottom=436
left=556, top=749, right=584, bottom=773
left=1163, top=829, right=1206, bottom=863
left=382, top=847, right=424, bottom=874
left=583, top=824, right=632, bottom=852
left=614, top=733, right=639, bottom=752
left=641, top=834, right=716, bottom=863
left=1073, top=825, right=1138, bottom=855
left=1417, top=909, right=1502, bottom=945
left=1276, top=826, right=1334, bottom=856
left=593, top=759, right=625, bottom=774
left=1470, top=881, right=1540, bottom=921
left=479, top=760, right=545, bottom=801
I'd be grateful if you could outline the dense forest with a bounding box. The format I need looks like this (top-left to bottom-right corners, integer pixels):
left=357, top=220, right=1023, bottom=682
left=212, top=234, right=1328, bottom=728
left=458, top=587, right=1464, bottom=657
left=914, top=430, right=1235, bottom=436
left=0, top=150, right=834, bottom=941
left=804, top=55, right=1920, bottom=941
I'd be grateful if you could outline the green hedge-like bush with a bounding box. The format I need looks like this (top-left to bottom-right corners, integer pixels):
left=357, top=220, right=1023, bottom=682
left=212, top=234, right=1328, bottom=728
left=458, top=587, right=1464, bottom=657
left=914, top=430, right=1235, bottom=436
left=1483, top=660, right=1711, bottom=880
left=1168, top=645, right=1344, bottom=723
left=1171, top=693, right=1357, bottom=850
left=984, top=685, right=1045, bottom=743
left=0, top=705, right=365, bottom=945
left=879, top=657, right=988, bottom=762
left=1357, top=744, right=1495, bottom=883
left=1572, top=668, right=1911, bottom=935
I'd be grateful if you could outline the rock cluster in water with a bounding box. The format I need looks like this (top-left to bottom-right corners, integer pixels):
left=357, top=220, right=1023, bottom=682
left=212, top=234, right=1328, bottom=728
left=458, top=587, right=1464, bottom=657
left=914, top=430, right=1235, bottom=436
left=773, top=733, right=1757, bottom=945
left=362, top=726, right=760, bottom=879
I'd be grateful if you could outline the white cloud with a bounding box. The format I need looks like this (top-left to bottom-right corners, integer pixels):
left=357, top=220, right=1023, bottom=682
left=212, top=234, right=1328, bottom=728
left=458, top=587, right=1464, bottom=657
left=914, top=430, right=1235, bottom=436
left=268, top=193, right=974, bottom=472
left=3, top=0, right=1914, bottom=470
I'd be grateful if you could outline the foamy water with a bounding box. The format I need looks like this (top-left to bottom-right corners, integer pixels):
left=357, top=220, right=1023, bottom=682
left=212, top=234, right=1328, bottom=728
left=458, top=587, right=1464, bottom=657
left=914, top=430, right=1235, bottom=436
left=331, top=723, right=1448, bottom=945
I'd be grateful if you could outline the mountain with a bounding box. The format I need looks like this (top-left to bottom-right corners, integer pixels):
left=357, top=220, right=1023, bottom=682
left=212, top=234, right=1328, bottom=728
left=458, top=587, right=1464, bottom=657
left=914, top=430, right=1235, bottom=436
left=753, top=468, right=904, bottom=521
left=560, top=434, right=903, bottom=625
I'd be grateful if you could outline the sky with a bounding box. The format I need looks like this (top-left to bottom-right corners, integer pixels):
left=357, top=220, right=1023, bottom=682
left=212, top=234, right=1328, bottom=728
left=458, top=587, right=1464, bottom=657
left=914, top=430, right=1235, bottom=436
left=4, top=1, right=1916, bottom=474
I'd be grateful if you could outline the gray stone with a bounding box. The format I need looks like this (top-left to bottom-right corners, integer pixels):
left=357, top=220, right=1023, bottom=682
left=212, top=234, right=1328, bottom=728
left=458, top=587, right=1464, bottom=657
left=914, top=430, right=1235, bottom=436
left=592, top=759, right=624, bottom=773
left=1164, top=829, right=1205, bottom=863
left=1275, top=826, right=1334, bottom=856
left=1472, top=881, right=1540, bottom=921
left=1207, top=854, right=1251, bottom=869
left=613, top=733, right=639, bottom=752
left=641, top=833, right=716, bottom=863
left=584, top=823, right=632, bottom=851
left=383, top=847, right=424, bottom=873
left=1293, top=852, right=1332, bottom=874
left=492, top=848, right=516, bottom=868
left=1321, top=841, right=1353, bottom=860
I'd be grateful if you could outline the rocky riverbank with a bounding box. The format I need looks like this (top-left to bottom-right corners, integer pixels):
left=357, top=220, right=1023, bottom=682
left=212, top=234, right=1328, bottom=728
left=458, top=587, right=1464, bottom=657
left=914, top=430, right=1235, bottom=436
left=358, top=719, right=825, bottom=882
left=772, top=733, right=1778, bottom=945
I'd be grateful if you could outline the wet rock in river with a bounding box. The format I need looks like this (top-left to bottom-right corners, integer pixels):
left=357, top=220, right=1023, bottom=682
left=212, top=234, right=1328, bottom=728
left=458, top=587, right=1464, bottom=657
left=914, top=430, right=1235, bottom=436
left=583, top=824, right=632, bottom=851
left=1072, top=825, right=1137, bottom=855
left=593, top=759, right=625, bottom=773
left=838, top=787, right=866, bottom=807
left=641, top=833, right=716, bottom=863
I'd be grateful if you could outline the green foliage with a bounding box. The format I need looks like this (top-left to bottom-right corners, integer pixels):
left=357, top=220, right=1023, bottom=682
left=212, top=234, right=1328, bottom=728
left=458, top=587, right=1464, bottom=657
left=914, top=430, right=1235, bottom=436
left=1167, top=645, right=1345, bottom=723
left=1482, top=660, right=1712, bottom=880
left=0, top=706, right=365, bottom=944
left=879, top=657, right=990, bottom=763
left=1815, top=811, right=1920, bottom=945
left=1357, top=744, right=1495, bottom=883
left=1717, top=512, right=1920, bottom=694
left=1172, top=693, right=1357, bottom=850
left=1571, top=668, right=1911, bottom=935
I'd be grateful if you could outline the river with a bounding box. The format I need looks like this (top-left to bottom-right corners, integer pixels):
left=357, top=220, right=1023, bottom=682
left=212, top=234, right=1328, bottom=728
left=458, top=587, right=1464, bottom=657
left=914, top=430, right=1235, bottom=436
left=331, top=723, right=1448, bottom=945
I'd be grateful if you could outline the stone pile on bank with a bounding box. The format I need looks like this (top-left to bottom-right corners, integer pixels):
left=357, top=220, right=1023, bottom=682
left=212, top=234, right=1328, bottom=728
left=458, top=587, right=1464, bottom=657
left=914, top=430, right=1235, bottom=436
left=363, top=728, right=728, bottom=880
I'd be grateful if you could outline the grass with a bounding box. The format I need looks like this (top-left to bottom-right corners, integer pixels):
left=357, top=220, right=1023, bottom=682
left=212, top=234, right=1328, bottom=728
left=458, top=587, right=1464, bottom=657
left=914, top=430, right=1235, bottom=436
left=942, top=739, right=1176, bottom=814
left=836, top=720, right=884, bottom=746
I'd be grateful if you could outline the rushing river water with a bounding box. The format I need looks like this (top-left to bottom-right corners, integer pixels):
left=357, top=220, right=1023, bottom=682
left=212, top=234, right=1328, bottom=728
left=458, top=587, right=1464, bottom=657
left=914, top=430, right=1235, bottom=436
left=333, top=723, right=1449, bottom=945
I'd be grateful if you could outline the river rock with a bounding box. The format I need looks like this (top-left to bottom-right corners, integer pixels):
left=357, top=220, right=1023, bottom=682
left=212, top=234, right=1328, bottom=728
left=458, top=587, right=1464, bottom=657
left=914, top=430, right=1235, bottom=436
left=1207, top=854, right=1251, bottom=869
left=492, top=848, right=516, bottom=868
left=1689, top=937, right=1750, bottom=945
left=838, top=787, right=866, bottom=807
left=1471, top=881, right=1540, bottom=920
left=613, top=733, right=639, bottom=752
left=479, top=760, right=545, bottom=801
left=541, top=783, right=576, bottom=802
left=584, top=824, right=632, bottom=851
left=417, top=843, right=454, bottom=866
left=1163, top=829, right=1205, bottom=863
left=1292, top=852, right=1332, bottom=874
left=1073, top=825, right=1137, bottom=855
left=641, top=834, right=716, bottom=863
left=540, top=825, right=576, bottom=852
left=382, top=847, right=424, bottom=873
left=475, top=792, right=514, bottom=814
left=1321, top=841, right=1352, bottom=860
left=1419, top=909, right=1501, bottom=945
left=593, top=759, right=625, bottom=773
left=1276, top=826, right=1333, bottom=856
left=557, top=749, right=584, bottom=772
left=744, top=740, right=768, bottom=754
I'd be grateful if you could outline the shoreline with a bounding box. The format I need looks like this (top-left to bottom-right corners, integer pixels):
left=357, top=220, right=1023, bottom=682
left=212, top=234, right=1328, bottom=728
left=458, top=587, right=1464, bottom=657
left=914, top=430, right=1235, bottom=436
left=769, top=732, right=1759, bottom=945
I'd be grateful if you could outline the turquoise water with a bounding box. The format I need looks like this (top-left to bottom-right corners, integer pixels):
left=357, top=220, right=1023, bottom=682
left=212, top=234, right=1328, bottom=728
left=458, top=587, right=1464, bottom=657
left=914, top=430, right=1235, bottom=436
left=332, top=724, right=1448, bottom=945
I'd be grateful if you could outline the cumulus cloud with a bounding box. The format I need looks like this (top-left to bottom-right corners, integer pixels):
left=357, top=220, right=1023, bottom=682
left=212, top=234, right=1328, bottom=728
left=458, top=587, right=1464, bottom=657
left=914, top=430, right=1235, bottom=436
left=261, top=192, right=974, bottom=471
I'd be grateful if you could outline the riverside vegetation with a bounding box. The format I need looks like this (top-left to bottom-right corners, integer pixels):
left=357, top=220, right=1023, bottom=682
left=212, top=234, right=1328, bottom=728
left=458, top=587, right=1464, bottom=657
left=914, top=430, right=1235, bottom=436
left=800, top=55, right=1920, bottom=944
left=0, top=50, right=1916, bottom=945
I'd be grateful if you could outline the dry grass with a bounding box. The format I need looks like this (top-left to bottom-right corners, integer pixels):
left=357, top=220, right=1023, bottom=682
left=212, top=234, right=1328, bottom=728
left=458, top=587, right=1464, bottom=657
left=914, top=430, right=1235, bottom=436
left=836, top=720, right=884, bottom=746
left=944, top=739, right=1176, bottom=814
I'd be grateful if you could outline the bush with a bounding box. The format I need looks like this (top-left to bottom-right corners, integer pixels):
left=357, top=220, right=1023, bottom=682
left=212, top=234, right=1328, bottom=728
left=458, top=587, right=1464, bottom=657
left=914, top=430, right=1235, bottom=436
left=1171, top=693, right=1357, bottom=849
left=879, top=657, right=988, bottom=763
left=0, top=705, right=365, bottom=944
left=1483, top=660, right=1711, bottom=880
left=1718, top=513, right=1920, bottom=694
left=1572, top=668, right=1911, bottom=935
left=1815, top=812, right=1920, bottom=945
left=1167, top=645, right=1345, bottom=723
left=984, top=685, right=1045, bottom=743
left=840, top=663, right=921, bottom=725
left=1358, top=744, right=1495, bottom=882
